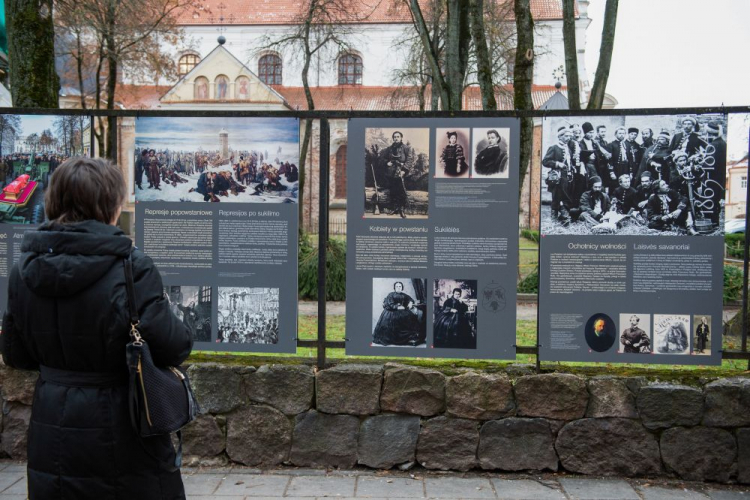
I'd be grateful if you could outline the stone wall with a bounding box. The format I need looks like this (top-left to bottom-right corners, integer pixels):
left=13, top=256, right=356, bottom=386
left=2, top=363, right=750, bottom=483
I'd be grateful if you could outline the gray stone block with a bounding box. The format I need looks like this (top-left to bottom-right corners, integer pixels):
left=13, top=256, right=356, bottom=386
left=290, top=410, right=359, bottom=468
left=187, top=363, right=250, bottom=414
left=478, top=417, right=558, bottom=472
left=636, top=383, right=703, bottom=429
left=515, top=373, right=588, bottom=420
left=738, top=428, right=750, bottom=484
left=182, top=414, right=225, bottom=458
left=556, top=418, right=661, bottom=476
left=660, top=426, right=736, bottom=482
left=417, top=416, right=478, bottom=471
left=704, top=377, right=750, bottom=427
left=245, top=364, right=315, bottom=415
left=559, top=478, right=640, bottom=500
left=225, top=405, right=292, bottom=466
left=316, top=364, right=382, bottom=415
left=380, top=365, right=445, bottom=416
left=491, top=479, right=566, bottom=500
left=356, top=476, right=425, bottom=498
left=0, top=403, right=31, bottom=459
left=586, top=377, right=637, bottom=418
left=424, top=477, right=494, bottom=498
left=446, top=371, right=515, bottom=420
left=0, top=368, right=38, bottom=405
left=357, top=414, right=420, bottom=469
left=286, top=476, right=356, bottom=497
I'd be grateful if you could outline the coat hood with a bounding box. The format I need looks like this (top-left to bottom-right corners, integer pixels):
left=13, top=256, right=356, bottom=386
left=19, top=220, right=132, bottom=297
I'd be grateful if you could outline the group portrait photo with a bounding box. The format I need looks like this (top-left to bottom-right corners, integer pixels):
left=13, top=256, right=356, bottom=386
left=364, top=128, right=429, bottom=219
left=540, top=114, right=727, bottom=236
left=133, top=117, right=300, bottom=204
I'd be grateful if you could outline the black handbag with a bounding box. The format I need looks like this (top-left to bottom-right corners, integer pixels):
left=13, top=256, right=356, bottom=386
left=123, top=252, right=199, bottom=466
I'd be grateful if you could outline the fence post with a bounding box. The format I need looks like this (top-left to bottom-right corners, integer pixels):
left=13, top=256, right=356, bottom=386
left=317, top=118, right=330, bottom=369
left=743, top=132, right=750, bottom=369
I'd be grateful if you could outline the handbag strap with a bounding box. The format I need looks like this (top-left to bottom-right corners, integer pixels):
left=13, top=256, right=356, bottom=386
left=123, top=251, right=139, bottom=326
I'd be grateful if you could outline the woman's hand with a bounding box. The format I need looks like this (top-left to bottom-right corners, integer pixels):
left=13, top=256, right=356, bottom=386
left=397, top=305, right=405, bottom=310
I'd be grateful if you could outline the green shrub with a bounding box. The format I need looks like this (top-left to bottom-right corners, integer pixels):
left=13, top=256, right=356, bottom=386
left=521, top=229, right=540, bottom=243
left=518, top=267, right=539, bottom=294
left=724, top=265, right=744, bottom=303
left=298, top=235, right=346, bottom=301
left=726, top=233, right=746, bottom=259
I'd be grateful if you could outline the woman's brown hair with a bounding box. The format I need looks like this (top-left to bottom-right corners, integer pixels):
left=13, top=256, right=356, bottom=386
left=44, top=156, right=126, bottom=224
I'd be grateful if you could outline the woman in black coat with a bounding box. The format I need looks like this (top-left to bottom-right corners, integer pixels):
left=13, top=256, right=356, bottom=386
left=1, top=157, right=192, bottom=499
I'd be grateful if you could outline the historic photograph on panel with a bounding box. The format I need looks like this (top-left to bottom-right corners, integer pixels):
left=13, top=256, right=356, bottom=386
left=371, top=278, right=427, bottom=347
left=0, top=114, right=91, bottom=224
left=364, top=128, right=429, bottom=219
left=471, top=128, right=510, bottom=178
left=435, top=128, right=470, bottom=179
left=653, top=314, right=691, bottom=354
left=692, top=315, right=711, bottom=355
left=164, top=285, right=212, bottom=342
left=584, top=313, right=617, bottom=352
left=433, top=279, right=478, bottom=349
left=618, top=313, right=652, bottom=353
left=134, top=117, right=299, bottom=203
left=217, top=287, right=280, bottom=344
left=540, top=114, right=727, bottom=236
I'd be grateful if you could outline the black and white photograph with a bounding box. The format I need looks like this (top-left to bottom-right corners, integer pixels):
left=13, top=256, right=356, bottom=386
left=584, top=313, right=617, bottom=352
left=618, top=313, right=651, bottom=353
left=217, top=287, right=280, bottom=344
left=433, top=279, right=477, bottom=349
left=371, top=278, right=427, bottom=347
left=693, top=315, right=711, bottom=355
left=653, top=314, right=690, bottom=354
left=540, top=114, right=727, bottom=236
left=134, top=117, right=299, bottom=204
left=164, top=285, right=212, bottom=342
left=471, top=127, right=510, bottom=178
left=364, top=128, right=429, bottom=218
left=0, top=114, right=90, bottom=224
left=435, top=128, right=470, bottom=178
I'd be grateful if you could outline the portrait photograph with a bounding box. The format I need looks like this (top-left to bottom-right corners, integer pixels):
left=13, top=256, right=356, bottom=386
left=653, top=314, right=691, bottom=355
left=435, top=128, right=470, bottom=179
left=540, top=114, right=727, bottom=236
left=471, top=127, right=510, bottom=179
left=164, top=285, right=212, bottom=342
left=692, top=315, right=712, bottom=355
left=618, top=313, right=651, bottom=354
left=371, top=278, right=427, bottom=348
left=584, top=313, right=617, bottom=353
left=134, top=116, right=299, bottom=204
left=433, top=279, right=477, bottom=349
left=217, top=287, right=280, bottom=344
left=364, top=128, right=429, bottom=219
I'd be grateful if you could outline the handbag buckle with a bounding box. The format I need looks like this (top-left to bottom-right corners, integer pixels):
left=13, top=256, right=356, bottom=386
left=130, top=322, right=144, bottom=346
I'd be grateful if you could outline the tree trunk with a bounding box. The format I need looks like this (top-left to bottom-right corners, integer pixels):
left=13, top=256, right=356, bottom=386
left=444, top=0, right=470, bottom=111
left=298, top=55, right=314, bottom=237
left=468, top=0, right=497, bottom=110
left=6, top=0, right=59, bottom=107
left=513, top=0, right=534, bottom=197
left=409, top=0, right=450, bottom=109
left=105, top=7, right=118, bottom=158
left=587, top=0, right=618, bottom=109
left=562, top=0, right=580, bottom=109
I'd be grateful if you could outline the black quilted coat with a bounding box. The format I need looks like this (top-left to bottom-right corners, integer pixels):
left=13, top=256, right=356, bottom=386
left=0, top=220, right=193, bottom=500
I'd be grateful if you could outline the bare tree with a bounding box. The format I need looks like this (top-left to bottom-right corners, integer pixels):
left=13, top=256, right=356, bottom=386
left=467, top=0, right=496, bottom=110
left=513, top=0, right=534, bottom=195
left=587, top=0, right=618, bottom=109
left=54, top=0, right=193, bottom=157
left=6, top=0, right=59, bottom=107
left=256, top=0, right=373, bottom=234
left=562, top=0, right=580, bottom=109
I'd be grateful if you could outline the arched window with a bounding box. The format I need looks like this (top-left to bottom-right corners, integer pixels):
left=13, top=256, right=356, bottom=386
left=178, top=54, right=200, bottom=77
left=258, top=54, right=282, bottom=85
left=194, top=76, right=209, bottom=100
left=338, top=53, right=362, bottom=85
left=215, top=75, right=229, bottom=100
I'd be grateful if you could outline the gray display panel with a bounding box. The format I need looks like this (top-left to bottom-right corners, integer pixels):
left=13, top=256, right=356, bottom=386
left=346, top=118, right=520, bottom=359
left=0, top=114, right=92, bottom=321
left=134, top=117, right=299, bottom=353
left=538, top=113, right=726, bottom=365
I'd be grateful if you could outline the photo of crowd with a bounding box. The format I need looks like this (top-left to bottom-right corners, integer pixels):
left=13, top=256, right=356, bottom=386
left=134, top=117, right=299, bottom=204
left=541, top=114, right=727, bottom=236
left=364, top=128, right=430, bottom=219
left=164, top=285, right=212, bottom=342
left=217, top=287, right=280, bottom=344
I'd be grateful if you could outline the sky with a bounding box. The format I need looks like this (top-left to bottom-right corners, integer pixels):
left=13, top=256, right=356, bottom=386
left=584, top=0, right=750, bottom=160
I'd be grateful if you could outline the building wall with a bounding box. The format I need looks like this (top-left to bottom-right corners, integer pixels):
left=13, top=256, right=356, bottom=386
left=726, top=164, right=747, bottom=219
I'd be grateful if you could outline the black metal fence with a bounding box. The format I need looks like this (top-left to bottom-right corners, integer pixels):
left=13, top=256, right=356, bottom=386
left=3, top=105, right=749, bottom=370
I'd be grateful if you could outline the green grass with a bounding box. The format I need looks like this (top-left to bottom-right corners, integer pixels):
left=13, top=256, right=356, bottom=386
left=518, top=238, right=539, bottom=281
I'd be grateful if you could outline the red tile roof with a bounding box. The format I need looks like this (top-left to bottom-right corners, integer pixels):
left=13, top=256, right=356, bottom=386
left=176, top=0, right=571, bottom=26
left=114, top=83, right=569, bottom=111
